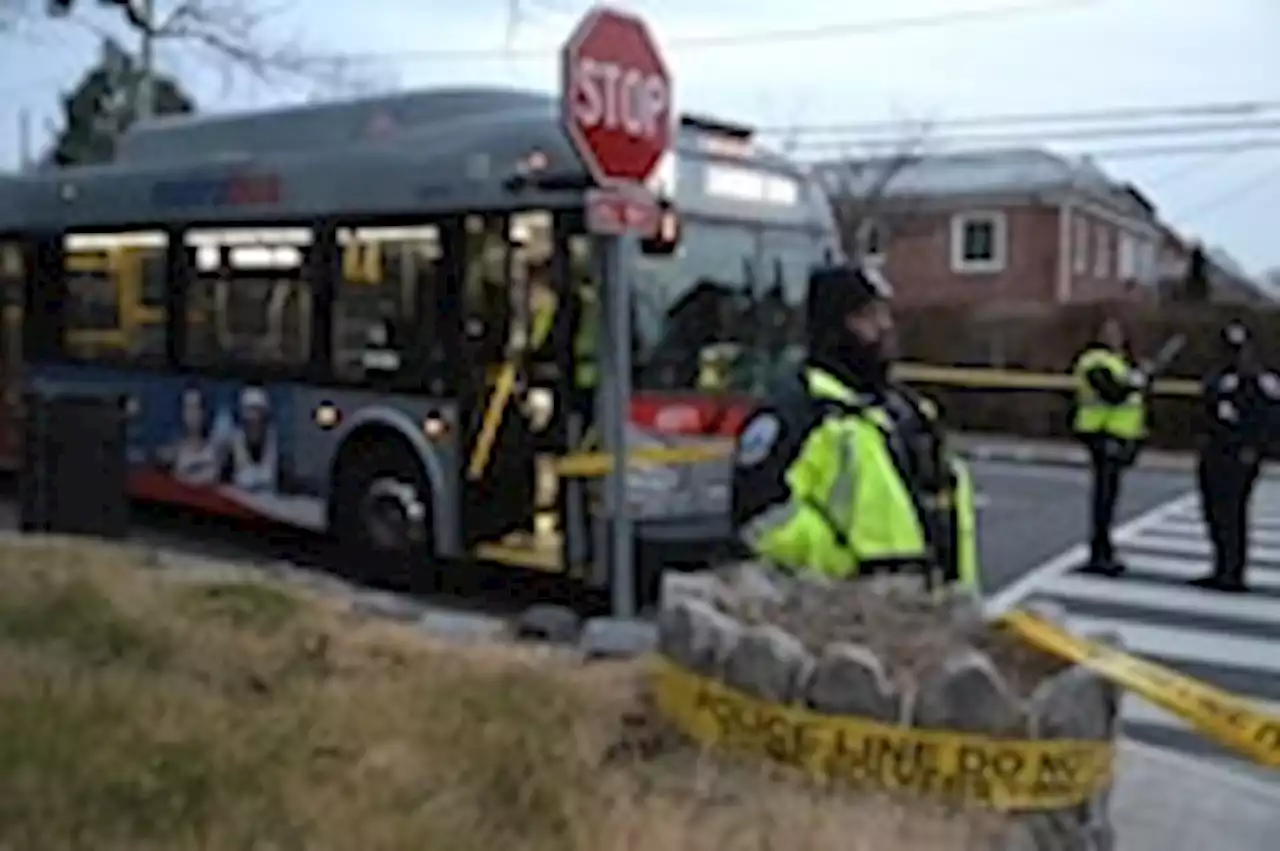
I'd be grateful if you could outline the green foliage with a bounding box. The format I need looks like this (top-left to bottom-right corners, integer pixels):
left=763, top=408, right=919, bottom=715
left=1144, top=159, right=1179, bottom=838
left=49, top=40, right=196, bottom=167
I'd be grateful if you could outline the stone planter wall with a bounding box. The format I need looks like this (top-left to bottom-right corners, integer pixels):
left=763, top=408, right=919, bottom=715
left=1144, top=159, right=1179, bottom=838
left=655, top=565, right=1121, bottom=851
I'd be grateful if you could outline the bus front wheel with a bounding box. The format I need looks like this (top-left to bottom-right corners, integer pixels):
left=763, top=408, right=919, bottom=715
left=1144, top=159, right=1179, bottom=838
left=330, top=434, right=436, bottom=592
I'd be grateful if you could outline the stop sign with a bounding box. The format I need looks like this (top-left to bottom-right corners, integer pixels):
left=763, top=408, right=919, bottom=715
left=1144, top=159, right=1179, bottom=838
left=561, top=6, right=672, bottom=187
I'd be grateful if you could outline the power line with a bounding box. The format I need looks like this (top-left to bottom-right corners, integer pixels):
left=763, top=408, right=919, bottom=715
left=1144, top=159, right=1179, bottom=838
left=797, top=138, right=1280, bottom=164
left=756, top=98, right=1280, bottom=135
left=1178, top=160, right=1280, bottom=219
left=337, top=0, right=1094, bottom=62
left=786, top=118, right=1280, bottom=150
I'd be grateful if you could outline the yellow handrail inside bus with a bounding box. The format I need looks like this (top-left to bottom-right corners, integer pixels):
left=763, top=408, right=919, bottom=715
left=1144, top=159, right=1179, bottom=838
left=553, top=441, right=732, bottom=477
left=466, top=358, right=520, bottom=481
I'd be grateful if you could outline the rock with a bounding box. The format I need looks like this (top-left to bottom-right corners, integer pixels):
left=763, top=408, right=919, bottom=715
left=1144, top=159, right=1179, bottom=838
left=515, top=604, right=582, bottom=644
left=720, top=624, right=814, bottom=704
left=578, top=616, right=658, bottom=660
left=656, top=598, right=741, bottom=676
left=1083, top=790, right=1116, bottom=851
left=998, top=812, right=1093, bottom=851
left=863, top=572, right=929, bottom=600
left=934, top=584, right=986, bottom=636
left=911, top=649, right=1023, bottom=734
left=417, top=610, right=509, bottom=642
left=1027, top=665, right=1118, bottom=741
left=994, top=819, right=1040, bottom=851
left=805, top=642, right=901, bottom=722
left=659, top=570, right=724, bottom=609
left=718, top=560, right=789, bottom=604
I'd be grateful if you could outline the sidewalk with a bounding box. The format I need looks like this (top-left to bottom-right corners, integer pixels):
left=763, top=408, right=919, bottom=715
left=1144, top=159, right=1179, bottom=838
left=1112, top=740, right=1279, bottom=850
left=953, top=433, right=1206, bottom=472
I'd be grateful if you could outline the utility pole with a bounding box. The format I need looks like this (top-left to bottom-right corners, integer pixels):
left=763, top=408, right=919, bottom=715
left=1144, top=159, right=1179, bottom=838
left=17, top=108, right=31, bottom=171
left=134, top=0, right=155, bottom=120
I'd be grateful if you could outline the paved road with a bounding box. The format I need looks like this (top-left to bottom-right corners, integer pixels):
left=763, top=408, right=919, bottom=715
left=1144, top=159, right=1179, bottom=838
left=995, top=474, right=1280, bottom=774
left=969, top=459, right=1192, bottom=593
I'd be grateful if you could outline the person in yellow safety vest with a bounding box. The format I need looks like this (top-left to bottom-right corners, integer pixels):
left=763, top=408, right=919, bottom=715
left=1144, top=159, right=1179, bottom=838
left=730, top=262, right=979, bottom=589
left=527, top=273, right=600, bottom=431
left=1070, top=318, right=1149, bottom=576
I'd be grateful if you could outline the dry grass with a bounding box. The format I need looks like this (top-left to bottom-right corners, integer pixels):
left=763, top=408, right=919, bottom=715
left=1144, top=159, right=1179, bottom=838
left=0, top=537, right=1007, bottom=851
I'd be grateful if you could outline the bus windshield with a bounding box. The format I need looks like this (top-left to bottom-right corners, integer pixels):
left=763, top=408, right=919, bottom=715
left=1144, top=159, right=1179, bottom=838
left=633, top=218, right=828, bottom=395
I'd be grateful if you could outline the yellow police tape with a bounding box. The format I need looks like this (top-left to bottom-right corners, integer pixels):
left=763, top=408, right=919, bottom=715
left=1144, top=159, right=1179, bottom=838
left=893, top=362, right=1201, bottom=398
left=1001, top=612, right=1280, bottom=769
left=649, top=655, right=1115, bottom=811
left=553, top=441, right=733, bottom=477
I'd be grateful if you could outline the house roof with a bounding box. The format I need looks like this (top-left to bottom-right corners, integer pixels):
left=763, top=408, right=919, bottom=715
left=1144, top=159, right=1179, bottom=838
left=813, top=147, right=1119, bottom=201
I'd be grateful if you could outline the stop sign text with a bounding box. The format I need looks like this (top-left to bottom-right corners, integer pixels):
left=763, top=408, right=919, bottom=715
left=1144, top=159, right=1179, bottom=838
left=572, top=58, right=668, bottom=142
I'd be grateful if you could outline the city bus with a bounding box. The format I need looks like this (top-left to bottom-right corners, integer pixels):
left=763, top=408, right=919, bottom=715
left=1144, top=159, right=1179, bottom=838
left=0, top=86, right=839, bottom=601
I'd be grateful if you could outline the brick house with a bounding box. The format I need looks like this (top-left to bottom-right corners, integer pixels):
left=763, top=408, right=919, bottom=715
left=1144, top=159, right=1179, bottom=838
left=814, top=149, right=1166, bottom=307
left=1153, top=224, right=1274, bottom=304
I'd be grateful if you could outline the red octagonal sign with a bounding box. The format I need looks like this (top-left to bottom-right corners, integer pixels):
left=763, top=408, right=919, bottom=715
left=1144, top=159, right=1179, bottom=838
left=561, top=6, right=672, bottom=187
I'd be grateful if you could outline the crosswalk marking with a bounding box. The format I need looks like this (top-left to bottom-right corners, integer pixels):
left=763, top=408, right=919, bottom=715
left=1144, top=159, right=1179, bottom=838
left=1116, top=552, right=1280, bottom=592
left=1121, top=534, right=1280, bottom=563
left=1065, top=615, right=1280, bottom=674
left=1149, top=519, right=1280, bottom=547
left=1007, top=481, right=1280, bottom=770
left=1041, top=572, right=1280, bottom=624
left=1125, top=693, right=1280, bottom=730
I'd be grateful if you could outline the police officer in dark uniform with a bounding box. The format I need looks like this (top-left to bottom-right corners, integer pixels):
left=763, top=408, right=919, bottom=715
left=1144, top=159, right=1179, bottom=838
left=1191, top=322, right=1279, bottom=593
left=730, top=262, right=979, bottom=588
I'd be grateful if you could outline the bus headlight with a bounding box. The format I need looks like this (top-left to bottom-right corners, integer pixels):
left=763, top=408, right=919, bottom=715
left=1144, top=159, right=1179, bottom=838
left=314, top=403, right=341, bottom=429
left=422, top=414, right=450, bottom=441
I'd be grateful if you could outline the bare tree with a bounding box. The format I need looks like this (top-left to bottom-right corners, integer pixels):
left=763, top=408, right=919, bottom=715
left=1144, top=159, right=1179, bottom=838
left=21, top=0, right=391, bottom=98
left=808, top=123, right=935, bottom=263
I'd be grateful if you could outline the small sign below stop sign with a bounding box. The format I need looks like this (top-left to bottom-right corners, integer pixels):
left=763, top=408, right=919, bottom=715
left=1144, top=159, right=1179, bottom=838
left=561, top=6, right=673, bottom=187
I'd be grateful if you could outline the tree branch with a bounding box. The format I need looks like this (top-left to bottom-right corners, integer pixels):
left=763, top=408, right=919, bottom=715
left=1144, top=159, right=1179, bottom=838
left=153, top=0, right=386, bottom=92
left=816, top=121, right=932, bottom=261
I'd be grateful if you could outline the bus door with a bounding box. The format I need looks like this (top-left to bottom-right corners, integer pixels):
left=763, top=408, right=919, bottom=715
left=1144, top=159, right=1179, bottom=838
left=460, top=211, right=559, bottom=565
left=0, top=239, right=24, bottom=467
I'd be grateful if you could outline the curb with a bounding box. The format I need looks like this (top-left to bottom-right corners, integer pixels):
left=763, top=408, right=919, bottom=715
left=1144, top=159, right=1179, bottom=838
left=955, top=440, right=1197, bottom=472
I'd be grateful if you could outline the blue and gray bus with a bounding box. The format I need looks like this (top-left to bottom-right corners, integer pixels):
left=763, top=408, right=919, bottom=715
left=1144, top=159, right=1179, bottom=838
left=0, top=86, right=838, bottom=600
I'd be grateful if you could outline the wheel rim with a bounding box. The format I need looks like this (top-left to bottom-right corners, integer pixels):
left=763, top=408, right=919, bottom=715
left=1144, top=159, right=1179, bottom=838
left=359, top=478, right=426, bottom=552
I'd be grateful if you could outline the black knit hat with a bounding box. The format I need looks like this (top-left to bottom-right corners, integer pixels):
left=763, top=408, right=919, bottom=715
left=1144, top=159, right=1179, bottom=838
left=806, top=262, right=892, bottom=330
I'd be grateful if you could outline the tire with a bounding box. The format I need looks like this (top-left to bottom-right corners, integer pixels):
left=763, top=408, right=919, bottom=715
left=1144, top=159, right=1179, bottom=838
left=330, top=435, right=436, bottom=593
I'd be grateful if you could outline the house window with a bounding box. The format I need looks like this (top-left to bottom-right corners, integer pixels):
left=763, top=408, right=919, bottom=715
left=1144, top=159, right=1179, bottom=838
left=1094, top=224, right=1111, bottom=278
left=1072, top=215, right=1089, bottom=274
left=950, top=211, right=1007, bottom=274
left=1137, top=241, right=1156, bottom=283
left=1117, top=232, right=1137, bottom=281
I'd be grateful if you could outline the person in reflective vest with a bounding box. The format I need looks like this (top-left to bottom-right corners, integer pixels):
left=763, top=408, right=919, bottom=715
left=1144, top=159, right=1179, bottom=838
left=1070, top=318, right=1149, bottom=575
left=730, top=263, right=979, bottom=589
left=569, top=279, right=599, bottom=431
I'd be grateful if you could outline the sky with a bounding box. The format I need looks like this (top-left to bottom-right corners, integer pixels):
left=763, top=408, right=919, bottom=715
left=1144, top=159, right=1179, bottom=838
left=1, top=0, right=1278, bottom=274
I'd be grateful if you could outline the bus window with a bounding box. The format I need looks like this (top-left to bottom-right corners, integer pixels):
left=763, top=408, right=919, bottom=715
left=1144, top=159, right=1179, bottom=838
left=181, top=227, right=314, bottom=370
left=333, top=223, right=443, bottom=384
left=634, top=219, right=759, bottom=391
left=462, top=215, right=510, bottom=369
left=63, top=230, right=169, bottom=362
left=0, top=242, right=22, bottom=374
left=511, top=211, right=553, bottom=359
left=0, top=241, right=23, bottom=461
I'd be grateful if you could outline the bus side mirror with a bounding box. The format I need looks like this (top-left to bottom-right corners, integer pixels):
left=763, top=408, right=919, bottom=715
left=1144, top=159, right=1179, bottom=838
left=640, top=201, right=681, bottom=257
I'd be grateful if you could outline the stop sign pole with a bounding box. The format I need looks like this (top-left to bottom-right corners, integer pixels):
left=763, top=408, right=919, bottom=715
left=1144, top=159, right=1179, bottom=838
left=561, top=5, right=672, bottom=618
